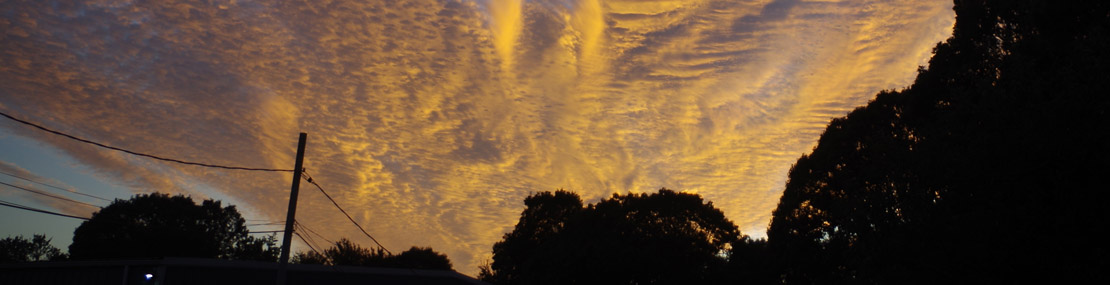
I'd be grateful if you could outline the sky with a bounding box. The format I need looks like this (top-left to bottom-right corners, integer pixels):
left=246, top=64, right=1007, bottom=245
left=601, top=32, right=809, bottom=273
left=0, top=0, right=954, bottom=276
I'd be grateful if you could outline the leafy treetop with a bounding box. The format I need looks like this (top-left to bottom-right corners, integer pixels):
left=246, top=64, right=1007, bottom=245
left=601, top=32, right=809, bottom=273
left=69, top=193, right=279, bottom=261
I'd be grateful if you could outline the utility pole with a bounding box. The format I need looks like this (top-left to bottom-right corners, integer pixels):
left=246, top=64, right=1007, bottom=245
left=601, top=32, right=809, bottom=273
left=277, top=132, right=307, bottom=285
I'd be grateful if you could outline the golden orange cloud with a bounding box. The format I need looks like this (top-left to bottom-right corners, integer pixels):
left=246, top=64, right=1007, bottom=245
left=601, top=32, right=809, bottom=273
left=0, top=0, right=953, bottom=275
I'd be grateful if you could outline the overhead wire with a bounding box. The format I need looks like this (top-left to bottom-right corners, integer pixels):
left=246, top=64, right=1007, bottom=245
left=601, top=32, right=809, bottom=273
left=296, top=220, right=334, bottom=245
left=0, top=181, right=103, bottom=208
left=246, top=219, right=284, bottom=223
left=0, top=170, right=112, bottom=202
left=291, top=226, right=344, bottom=273
left=0, top=111, right=293, bottom=172
left=0, top=111, right=373, bottom=257
left=0, top=193, right=288, bottom=232
left=0, top=198, right=90, bottom=220
left=0, top=196, right=283, bottom=234
left=293, top=231, right=321, bottom=255
left=301, top=170, right=390, bottom=254
left=294, top=223, right=326, bottom=254
left=293, top=223, right=336, bottom=264
left=245, top=221, right=286, bottom=227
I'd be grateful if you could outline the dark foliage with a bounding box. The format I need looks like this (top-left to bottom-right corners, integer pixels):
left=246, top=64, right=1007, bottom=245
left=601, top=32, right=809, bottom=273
left=483, top=189, right=744, bottom=284
left=231, top=234, right=281, bottom=262
left=723, top=238, right=777, bottom=284
left=768, top=0, right=1110, bottom=283
left=396, top=246, right=453, bottom=270
left=0, top=234, right=67, bottom=263
left=68, top=193, right=279, bottom=261
left=291, top=250, right=328, bottom=265
left=482, top=190, right=583, bottom=284
left=293, top=238, right=453, bottom=271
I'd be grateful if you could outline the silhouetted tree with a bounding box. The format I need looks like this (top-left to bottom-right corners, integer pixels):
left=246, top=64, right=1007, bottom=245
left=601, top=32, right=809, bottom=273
left=231, top=234, right=282, bottom=262
left=0, top=234, right=66, bottom=263
left=485, top=190, right=582, bottom=284
left=68, top=193, right=279, bottom=261
left=768, top=0, right=1110, bottom=283
left=484, top=189, right=743, bottom=284
left=724, top=238, right=777, bottom=284
left=292, top=250, right=328, bottom=265
left=396, top=246, right=452, bottom=270
left=293, top=239, right=453, bottom=270
left=327, top=238, right=392, bottom=266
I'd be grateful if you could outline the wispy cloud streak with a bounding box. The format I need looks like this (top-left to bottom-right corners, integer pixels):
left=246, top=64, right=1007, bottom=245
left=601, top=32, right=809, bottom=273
left=0, top=0, right=953, bottom=275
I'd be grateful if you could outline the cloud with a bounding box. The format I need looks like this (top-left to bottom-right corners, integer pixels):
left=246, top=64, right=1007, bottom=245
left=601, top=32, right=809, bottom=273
left=0, top=0, right=953, bottom=275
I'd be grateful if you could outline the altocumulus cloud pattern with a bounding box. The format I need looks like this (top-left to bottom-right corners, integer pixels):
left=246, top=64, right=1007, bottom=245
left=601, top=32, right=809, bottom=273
left=0, top=0, right=953, bottom=275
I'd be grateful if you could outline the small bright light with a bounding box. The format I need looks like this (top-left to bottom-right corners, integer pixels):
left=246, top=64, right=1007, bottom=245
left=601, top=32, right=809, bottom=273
left=144, top=273, right=153, bottom=280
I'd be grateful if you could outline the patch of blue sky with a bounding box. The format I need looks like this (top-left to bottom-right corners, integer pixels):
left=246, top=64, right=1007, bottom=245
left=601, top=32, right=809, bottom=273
left=0, top=130, right=129, bottom=250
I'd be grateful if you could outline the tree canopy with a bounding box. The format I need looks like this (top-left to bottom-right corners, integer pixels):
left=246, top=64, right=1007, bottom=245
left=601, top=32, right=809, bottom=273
left=482, top=189, right=743, bottom=284
left=68, top=193, right=279, bottom=261
left=480, top=1, right=1110, bottom=283
left=0, top=234, right=66, bottom=263
left=767, top=0, right=1110, bottom=283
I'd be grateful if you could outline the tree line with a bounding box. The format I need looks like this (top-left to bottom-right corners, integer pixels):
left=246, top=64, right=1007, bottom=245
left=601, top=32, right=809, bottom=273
left=4, top=0, right=1107, bottom=283
left=480, top=0, right=1108, bottom=283
left=766, top=0, right=1109, bottom=283
left=1, top=193, right=452, bottom=271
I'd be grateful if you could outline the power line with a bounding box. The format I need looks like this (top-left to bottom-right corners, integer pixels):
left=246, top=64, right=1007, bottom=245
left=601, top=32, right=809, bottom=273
left=0, top=111, right=293, bottom=172
left=291, top=224, right=344, bottom=273
left=0, top=170, right=113, bottom=202
left=249, top=230, right=285, bottom=234
left=246, top=221, right=286, bottom=227
left=0, top=195, right=280, bottom=232
left=301, top=170, right=390, bottom=254
left=302, top=171, right=388, bottom=253
left=293, top=222, right=331, bottom=262
left=0, top=181, right=102, bottom=208
left=0, top=198, right=90, bottom=220
left=294, top=223, right=327, bottom=254
left=293, top=231, right=321, bottom=255
left=296, top=220, right=334, bottom=245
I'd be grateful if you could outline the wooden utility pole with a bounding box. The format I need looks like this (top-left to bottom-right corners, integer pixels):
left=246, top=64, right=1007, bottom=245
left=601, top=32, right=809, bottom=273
left=277, top=132, right=307, bottom=284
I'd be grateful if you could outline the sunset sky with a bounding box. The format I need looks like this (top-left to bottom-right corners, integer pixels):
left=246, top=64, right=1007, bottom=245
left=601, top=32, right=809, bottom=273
left=0, top=0, right=953, bottom=275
